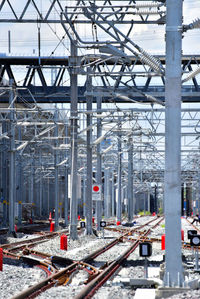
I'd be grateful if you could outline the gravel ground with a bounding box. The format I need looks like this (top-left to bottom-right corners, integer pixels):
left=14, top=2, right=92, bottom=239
left=1, top=216, right=200, bottom=299
left=0, top=261, right=46, bottom=298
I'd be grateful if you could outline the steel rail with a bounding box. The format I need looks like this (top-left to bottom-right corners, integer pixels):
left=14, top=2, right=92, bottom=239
left=1, top=230, right=69, bottom=251
left=74, top=217, right=164, bottom=299
left=83, top=217, right=163, bottom=262
left=10, top=217, right=163, bottom=299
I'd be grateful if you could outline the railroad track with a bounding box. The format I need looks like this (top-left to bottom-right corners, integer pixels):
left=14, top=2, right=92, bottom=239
left=4, top=216, right=164, bottom=299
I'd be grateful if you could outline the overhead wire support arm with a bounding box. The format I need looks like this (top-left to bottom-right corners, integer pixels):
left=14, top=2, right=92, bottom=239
left=60, top=11, right=120, bottom=46
left=80, top=5, right=165, bottom=75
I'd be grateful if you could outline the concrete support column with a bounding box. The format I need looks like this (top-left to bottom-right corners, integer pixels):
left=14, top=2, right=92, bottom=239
left=109, top=169, right=112, bottom=217
left=128, top=135, right=133, bottom=222
left=54, top=109, right=59, bottom=229
left=17, top=128, right=22, bottom=225
left=198, top=176, right=200, bottom=214
left=70, top=40, right=78, bottom=240
left=116, top=124, right=122, bottom=223
left=47, top=177, right=50, bottom=216
left=96, top=97, right=102, bottom=231
left=64, top=165, right=69, bottom=226
left=2, top=121, right=8, bottom=226
left=154, top=185, right=158, bottom=214
left=83, top=171, right=86, bottom=217
left=8, top=81, right=15, bottom=233
left=86, top=70, right=93, bottom=235
left=164, top=0, right=184, bottom=286
left=30, top=159, right=34, bottom=219
left=105, top=167, right=111, bottom=218
left=104, top=167, right=109, bottom=218
left=111, top=171, right=115, bottom=217
left=64, top=124, right=69, bottom=226
left=39, top=152, right=42, bottom=217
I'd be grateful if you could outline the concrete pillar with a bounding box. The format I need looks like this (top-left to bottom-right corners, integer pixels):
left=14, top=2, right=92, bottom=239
left=17, top=128, right=22, bottom=225
left=54, top=109, right=59, bottom=229
left=69, top=40, right=78, bottom=240
left=111, top=171, right=115, bottom=216
left=8, top=81, right=15, bottom=233
left=164, top=0, right=184, bottom=286
left=86, top=70, right=93, bottom=235
left=128, top=135, right=133, bottom=222
left=64, top=124, right=69, bottom=226
left=116, top=123, right=122, bottom=223
left=96, top=97, right=102, bottom=230
left=2, top=121, right=8, bottom=226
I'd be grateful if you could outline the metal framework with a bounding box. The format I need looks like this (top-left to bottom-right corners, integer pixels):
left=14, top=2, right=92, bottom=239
left=0, top=0, right=200, bottom=288
left=0, top=55, right=200, bottom=103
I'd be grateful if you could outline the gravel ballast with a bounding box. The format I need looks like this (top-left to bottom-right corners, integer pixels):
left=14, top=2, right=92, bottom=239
left=1, top=216, right=200, bottom=298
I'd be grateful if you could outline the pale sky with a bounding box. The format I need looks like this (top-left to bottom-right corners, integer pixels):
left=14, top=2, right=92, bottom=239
left=0, top=0, right=199, bottom=56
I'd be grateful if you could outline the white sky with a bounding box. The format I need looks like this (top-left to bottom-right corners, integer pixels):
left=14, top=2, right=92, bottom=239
left=0, top=0, right=199, bottom=56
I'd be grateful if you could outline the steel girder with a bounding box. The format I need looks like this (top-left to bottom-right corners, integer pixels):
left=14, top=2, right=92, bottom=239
left=0, top=55, right=200, bottom=103
left=0, top=0, right=166, bottom=24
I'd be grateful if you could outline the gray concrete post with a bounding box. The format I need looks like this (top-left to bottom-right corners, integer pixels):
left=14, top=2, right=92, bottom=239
left=17, top=128, right=22, bottom=225
left=105, top=167, right=111, bottom=218
left=128, top=135, right=133, bottom=222
left=198, top=174, right=200, bottom=214
left=2, top=121, right=8, bottom=226
left=111, top=171, right=115, bottom=216
left=96, top=97, right=102, bottom=231
left=39, top=152, right=42, bottom=217
left=116, top=124, right=122, bottom=223
left=83, top=171, right=86, bottom=217
left=9, top=81, right=15, bottom=233
left=64, top=165, right=69, bottom=226
left=164, top=0, right=184, bottom=286
left=86, top=70, right=93, bottom=235
left=70, top=40, right=78, bottom=240
left=54, top=109, right=59, bottom=228
left=64, top=123, right=69, bottom=226
left=104, top=167, right=109, bottom=218
left=30, top=158, right=34, bottom=219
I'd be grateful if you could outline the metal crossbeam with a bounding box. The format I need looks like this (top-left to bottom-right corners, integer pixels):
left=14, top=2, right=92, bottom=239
left=0, top=55, right=200, bottom=103
left=0, top=0, right=166, bottom=24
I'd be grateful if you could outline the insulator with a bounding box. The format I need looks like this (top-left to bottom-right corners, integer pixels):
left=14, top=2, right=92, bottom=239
left=134, top=10, right=165, bottom=15
left=133, top=3, right=163, bottom=8
left=139, top=54, right=161, bottom=73
left=182, top=67, right=200, bottom=83
left=190, top=18, right=200, bottom=30
left=139, top=50, right=164, bottom=74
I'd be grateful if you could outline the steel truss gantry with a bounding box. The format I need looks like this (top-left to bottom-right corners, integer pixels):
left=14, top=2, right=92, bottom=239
left=0, top=0, right=166, bottom=24
left=0, top=55, right=200, bottom=103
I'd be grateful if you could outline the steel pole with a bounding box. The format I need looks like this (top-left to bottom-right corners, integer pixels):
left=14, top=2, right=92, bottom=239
left=164, top=0, right=184, bottom=286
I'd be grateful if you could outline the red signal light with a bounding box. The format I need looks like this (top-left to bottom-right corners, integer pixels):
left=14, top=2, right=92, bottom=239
left=93, top=185, right=99, bottom=192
